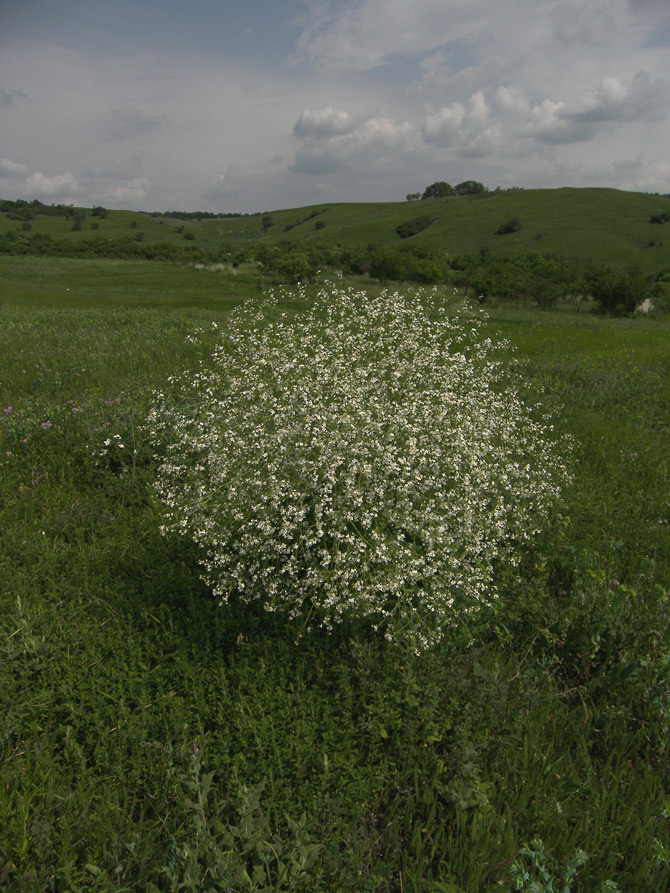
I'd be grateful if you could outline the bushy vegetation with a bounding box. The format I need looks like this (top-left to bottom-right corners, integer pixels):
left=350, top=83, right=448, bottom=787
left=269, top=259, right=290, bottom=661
left=148, top=283, right=571, bottom=652
left=497, top=217, right=522, bottom=235
left=5, top=191, right=669, bottom=314
left=395, top=216, right=434, bottom=238
left=0, top=229, right=212, bottom=264
left=0, top=258, right=669, bottom=890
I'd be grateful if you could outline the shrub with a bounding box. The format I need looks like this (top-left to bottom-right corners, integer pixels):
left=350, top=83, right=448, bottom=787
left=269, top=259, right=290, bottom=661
left=587, top=266, right=649, bottom=314
left=148, top=283, right=572, bottom=651
left=496, top=218, right=522, bottom=235
left=396, top=216, right=434, bottom=239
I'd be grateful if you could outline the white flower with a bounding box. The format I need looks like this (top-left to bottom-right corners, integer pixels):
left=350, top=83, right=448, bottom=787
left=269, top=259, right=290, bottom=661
left=147, top=282, right=572, bottom=651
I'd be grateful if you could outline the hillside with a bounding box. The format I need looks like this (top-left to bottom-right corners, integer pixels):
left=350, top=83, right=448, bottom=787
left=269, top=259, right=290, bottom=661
left=3, top=188, right=670, bottom=275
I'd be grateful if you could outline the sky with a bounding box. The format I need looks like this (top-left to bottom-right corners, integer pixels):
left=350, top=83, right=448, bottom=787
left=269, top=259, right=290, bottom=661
left=1, top=0, right=670, bottom=213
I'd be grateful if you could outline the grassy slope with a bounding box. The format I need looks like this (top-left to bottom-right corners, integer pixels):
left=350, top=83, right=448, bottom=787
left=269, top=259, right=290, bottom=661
left=3, top=187, right=670, bottom=273
left=0, top=259, right=669, bottom=890
left=255, top=188, right=670, bottom=270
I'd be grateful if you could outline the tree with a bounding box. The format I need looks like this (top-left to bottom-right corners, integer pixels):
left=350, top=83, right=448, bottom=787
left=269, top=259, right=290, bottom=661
left=421, top=181, right=453, bottom=200
left=454, top=180, right=486, bottom=195
left=406, top=192, right=421, bottom=201
left=369, top=248, right=407, bottom=283
left=261, top=214, right=273, bottom=231
left=275, top=252, right=310, bottom=283
left=587, top=267, right=649, bottom=314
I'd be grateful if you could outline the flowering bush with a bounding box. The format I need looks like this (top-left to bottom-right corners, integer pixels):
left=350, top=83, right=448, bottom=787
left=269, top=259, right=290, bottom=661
left=148, top=283, right=572, bottom=651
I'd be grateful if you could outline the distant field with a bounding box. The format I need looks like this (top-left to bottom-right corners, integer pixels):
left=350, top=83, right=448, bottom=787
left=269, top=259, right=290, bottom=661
left=0, top=255, right=261, bottom=312
left=3, top=187, right=670, bottom=274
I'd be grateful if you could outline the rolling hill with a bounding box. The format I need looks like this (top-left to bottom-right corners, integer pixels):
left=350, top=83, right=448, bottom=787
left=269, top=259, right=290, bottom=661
left=2, top=187, right=670, bottom=275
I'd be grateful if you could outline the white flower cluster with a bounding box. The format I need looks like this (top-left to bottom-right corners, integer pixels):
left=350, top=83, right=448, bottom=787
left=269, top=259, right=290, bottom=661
left=147, top=283, right=572, bottom=651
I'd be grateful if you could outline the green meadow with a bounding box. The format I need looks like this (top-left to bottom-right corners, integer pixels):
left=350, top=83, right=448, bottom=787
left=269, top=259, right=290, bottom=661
left=3, top=187, right=670, bottom=272
left=1, top=250, right=669, bottom=890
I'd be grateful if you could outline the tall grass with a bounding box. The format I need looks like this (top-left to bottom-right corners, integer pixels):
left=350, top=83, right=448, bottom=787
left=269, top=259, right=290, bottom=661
left=1, top=260, right=669, bottom=890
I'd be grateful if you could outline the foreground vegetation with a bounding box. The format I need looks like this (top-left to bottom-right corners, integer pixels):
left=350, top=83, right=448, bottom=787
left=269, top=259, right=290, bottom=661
left=1, top=257, right=669, bottom=890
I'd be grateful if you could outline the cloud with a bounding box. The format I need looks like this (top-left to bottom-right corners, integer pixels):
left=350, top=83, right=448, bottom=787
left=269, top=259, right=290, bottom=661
left=202, top=166, right=248, bottom=202
left=422, top=92, right=501, bottom=156
left=550, top=3, right=618, bottom=46
left=0, top=85, right=28, bottom=106
left=420, top=71, right=670, bottom=155
left=99, top=178, right=150, bottom=205
left=295, top=0, right=496, bottom=72
left=568, top=70, right=670, bottom=123
left=25, top=171, right=80, bottom=198
left=628, top=0, right=670, bottom=18
left=0, top=158, right=28, bottom=177
left=293, top=107, right=365, bottom=138
left=291, top=107, right=415, bottom=175
left=109, top=108, right=168, bottom=140
left=82, top=152, right=145, bottom=182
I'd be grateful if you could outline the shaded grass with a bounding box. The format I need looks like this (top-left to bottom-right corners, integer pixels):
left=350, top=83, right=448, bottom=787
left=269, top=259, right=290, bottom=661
left=0, top=266, right=669, bottom=890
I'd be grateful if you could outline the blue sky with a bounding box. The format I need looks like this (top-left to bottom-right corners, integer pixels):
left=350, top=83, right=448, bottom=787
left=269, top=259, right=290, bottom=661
left=1, top=0, right=670, bottom=211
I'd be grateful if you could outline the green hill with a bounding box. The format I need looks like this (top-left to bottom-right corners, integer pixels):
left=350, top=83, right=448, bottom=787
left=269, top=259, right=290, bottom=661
left=3, top=187, right=670, bottom=274
left=250, top=188, right=670, bottom=273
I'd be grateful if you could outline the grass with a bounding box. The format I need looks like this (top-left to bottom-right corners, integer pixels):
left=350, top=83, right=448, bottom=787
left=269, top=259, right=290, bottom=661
left=0, top=257, right=669, bottom=890
left=4, top=187, right=670, bottom=274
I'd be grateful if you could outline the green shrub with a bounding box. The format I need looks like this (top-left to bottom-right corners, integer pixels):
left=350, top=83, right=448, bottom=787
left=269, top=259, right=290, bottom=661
left=586, top=266, right=649, bottom=314
left=396, top=216, right=434, bottom=239
left=496, top=218, right=522, bottom=235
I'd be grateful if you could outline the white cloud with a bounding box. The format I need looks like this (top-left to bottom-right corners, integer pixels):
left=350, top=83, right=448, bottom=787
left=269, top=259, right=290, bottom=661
left=0, top=158, right=28, bottom=176
left=569, top=70, right=670, bottom=123
left=296, top=0, right=498, bottom=72
left=25, top=171, right=80, bottom=197
left=422, top=92, right=500, bottom=156
left=291, top=108, right=415, bottom=175
left=99, top=178, right=150, bottom=205
left=203, top=166, right=249, bottom=202
left=293, top=107, right=365, bottom=138
left=420, top=70, right=670, bottom=156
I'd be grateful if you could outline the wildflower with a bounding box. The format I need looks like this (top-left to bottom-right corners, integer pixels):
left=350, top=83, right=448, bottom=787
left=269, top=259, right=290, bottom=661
left=41, top=421, right=52, bottom=429
left=148, top=282, right=573, bottom=651
left=3, top=407, right=11, bottom=414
